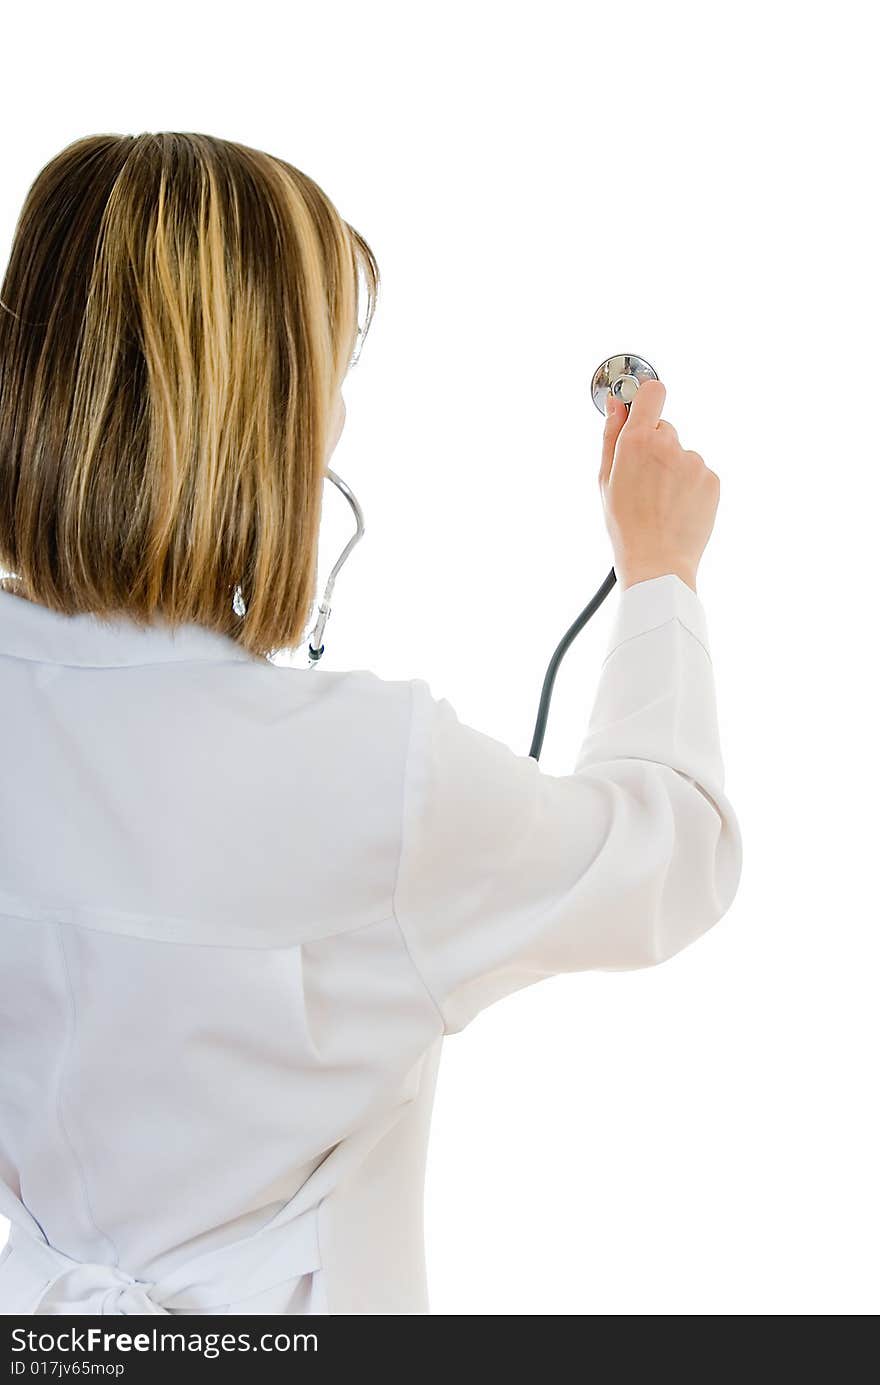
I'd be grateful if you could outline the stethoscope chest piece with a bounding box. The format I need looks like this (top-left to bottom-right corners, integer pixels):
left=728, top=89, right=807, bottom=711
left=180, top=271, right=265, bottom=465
left=590, top=353, right=658, bottom=415
left=529, top=348, right=661, bottom=760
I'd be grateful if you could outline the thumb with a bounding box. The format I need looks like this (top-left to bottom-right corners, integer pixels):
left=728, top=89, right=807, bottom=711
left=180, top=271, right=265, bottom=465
left=599, top=394, right=626, bottom=488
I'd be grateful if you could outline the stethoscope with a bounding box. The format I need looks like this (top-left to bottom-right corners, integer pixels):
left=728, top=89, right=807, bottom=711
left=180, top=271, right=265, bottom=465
left=307, top=352, right=659, bottom=762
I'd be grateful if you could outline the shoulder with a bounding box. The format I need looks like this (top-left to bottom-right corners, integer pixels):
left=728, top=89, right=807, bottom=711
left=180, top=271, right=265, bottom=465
left=230, top=661, right=423, bottom=752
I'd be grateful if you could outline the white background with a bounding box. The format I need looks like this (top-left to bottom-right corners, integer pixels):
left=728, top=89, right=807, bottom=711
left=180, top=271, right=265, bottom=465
left=1, top=0, right=876, bottom=1315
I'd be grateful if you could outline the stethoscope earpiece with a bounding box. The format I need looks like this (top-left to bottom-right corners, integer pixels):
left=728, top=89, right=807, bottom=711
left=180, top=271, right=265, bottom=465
left=590, top=353, right=658, bottom=416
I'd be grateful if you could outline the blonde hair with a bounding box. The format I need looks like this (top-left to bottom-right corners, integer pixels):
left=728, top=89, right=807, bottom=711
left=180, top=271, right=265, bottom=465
left=0, top=132, right=379, bottom=659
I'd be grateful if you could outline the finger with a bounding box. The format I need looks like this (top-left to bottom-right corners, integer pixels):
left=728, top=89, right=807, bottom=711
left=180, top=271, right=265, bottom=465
left=627, top=377, right=666, bottom=428
left=656, top=418, right=679, bottom=443
left=599, top=394, right=627, bottom=487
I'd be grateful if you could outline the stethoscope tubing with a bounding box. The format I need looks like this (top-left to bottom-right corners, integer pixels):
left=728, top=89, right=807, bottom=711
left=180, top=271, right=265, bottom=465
left=307, top=470, right=616, bottom=762
left=309, top=358, right=648, bottom=760
left=306, top=467, right=365, bottom=665
left=527, top=566, right=617, bottom=761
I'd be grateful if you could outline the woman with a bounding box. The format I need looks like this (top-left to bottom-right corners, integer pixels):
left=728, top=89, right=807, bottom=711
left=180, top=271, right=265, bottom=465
left=0, top=132, right=742, bottom=1315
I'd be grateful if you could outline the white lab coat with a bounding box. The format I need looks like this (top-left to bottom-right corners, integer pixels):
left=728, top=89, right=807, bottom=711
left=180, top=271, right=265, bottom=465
left=0, top=573, right=742, bottom=1315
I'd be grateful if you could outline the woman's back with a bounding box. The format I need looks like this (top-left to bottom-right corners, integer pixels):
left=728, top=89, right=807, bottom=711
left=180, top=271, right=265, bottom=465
left=0, top=572, right=742, bottom=1314
left=0, top=590, right=441, bottom=1313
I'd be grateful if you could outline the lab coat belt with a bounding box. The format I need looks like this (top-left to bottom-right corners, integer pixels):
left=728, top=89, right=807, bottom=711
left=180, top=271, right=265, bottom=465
left=0, top=1095, right=419, bottom=1315
left=0, top=1207, right=323, bottom=1315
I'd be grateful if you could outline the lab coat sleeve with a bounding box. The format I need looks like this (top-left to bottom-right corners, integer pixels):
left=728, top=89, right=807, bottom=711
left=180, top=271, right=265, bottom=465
left=391, top=573, right=743, bottom=1035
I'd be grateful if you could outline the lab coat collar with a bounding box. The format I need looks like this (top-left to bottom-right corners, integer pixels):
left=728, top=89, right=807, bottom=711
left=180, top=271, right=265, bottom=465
left=0, top=587, right=263, bottom=667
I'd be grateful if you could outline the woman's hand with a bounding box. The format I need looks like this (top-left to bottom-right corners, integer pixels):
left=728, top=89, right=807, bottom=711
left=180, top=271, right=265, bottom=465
left=599, top=378, right=720, bottom=593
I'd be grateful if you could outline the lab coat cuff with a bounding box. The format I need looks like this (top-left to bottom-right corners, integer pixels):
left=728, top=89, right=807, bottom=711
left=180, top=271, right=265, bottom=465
left=604, top=573, right=711, bottom=664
